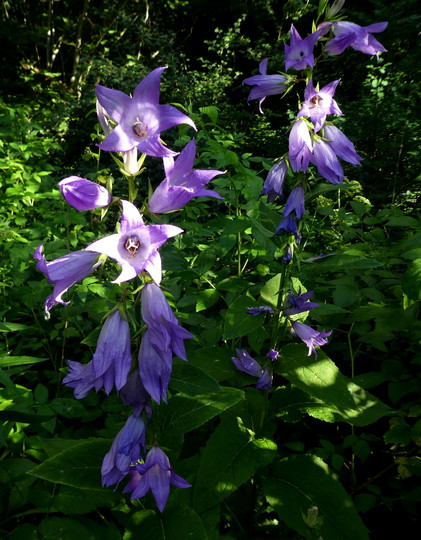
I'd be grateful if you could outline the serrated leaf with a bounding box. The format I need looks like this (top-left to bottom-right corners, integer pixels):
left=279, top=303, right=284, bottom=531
left=259, top=273, right=281, bottom=308
left=28, top=438, right=111, bottom=490
left=264, top=454, right=369, bottom=540
left=196, top=289, right=220, bottom=312
left=193, top=417, right=277, bottom=512
left=169, top=360, right=221, bottom=395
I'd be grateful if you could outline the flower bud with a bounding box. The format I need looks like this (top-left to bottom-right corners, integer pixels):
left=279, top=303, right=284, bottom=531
left=59, top=176, right=112, bottom=211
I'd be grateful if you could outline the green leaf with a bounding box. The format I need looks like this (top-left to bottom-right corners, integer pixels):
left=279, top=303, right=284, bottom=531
left=169, top=360, right=221, bottom=395
left=124, top=506, right=208, bottom=540
left=193, top=416, right=277, bottom=512
left=0, top=322, right=31, bottom=332
left=223, top=296, right=264, bottom=340
left=38, top=517, right=91, bottom=540
left=259, top=273, right=282, bottom=308
left=159, top=388, right=244, bottom=435
left=402, top=259, right=421, bottom=301
left=305, top=254, right=383, bottom=272
left=264, top=454, right=369, bottom=540
left=196, top=289, right=220, bottom=312
left=277, top=345, right=392, bottom=426
left=54, top=485, right=121, bottom=515
left=386, top=216, right=420, bottom=227
left=0, top=356, right=47, bottom=367
left=28, top=438, right=111, bottom=490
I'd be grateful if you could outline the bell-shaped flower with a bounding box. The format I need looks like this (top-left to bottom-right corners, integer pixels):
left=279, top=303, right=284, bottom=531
left=101, top=414, right=146, bottom=487
left=283, top=184, right=305, bottom=220
left=148, top=140, right=224, bottom=214
left=247, top=306, right=275, bottom=316
left=289, top=120, right=313, bottom=173
left=34, top=245, right=102, bottom=316
left=291, top=321, right=332, bottom=357
left=261, top=159, right=287, bottom=202
left=284, top=25, right=321, bottom=71
left=275, top=214, right=301, bottom=244
left=125, top=446, right=190, bottom=511
left=243, top=58, right=288, bottom=113
left=310, top=138, right=344, bottom=184
left=283, top=245, right=293, bottom=265
left=86, top=200, right=182, bottom=285
left=119, top=370, right=152, bottom=418
left=63, top=309, right=132, bottom=398
left=59, top=176, right=112, bottom=211
left=325, top=21, right=388, bottom=58
left=297, top=79, right=342, bottom=133
left=323, top=125, right=363, bottom=166
left=96, top=67, right=196, bottom=157
left=232, top=349, right=274, bottom=391
left=138, top=330, right=173, bottom=404
left=284, top=290, right=319, bottom=316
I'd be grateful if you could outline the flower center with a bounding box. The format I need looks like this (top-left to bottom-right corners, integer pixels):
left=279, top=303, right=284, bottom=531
left=309, top=95, right=323, bottom=109
left=132, top=120, right=148, bottom=140
left=124, top=235, right=141, bottom=256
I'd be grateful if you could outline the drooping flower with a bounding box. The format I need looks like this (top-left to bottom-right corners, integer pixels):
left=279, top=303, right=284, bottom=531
left=310, top=138, right=344, bottom=184
left=284, top=290, right=319, bottom=316
left=291, top=321, right=332, bottom=357
left=284, top=25, right=322, bottom=71
left=34, top=245, right=102, bottom=315
left=63, top=309, right=132, bottom=398
left=101, top=414, right=146, bottom=487
left=261, top=159, right=287, bottom=202
left=59, top=176, right=112, bottom=211
left=125, top=446, right=191, bottom=511
left=297, top=79, right=342, bottom=133
left=243, top=58, right=288, bottom=113
left=325, top=21, right=388, bottom=58
left=232, top=349, right=274, bottom=391
left=96, top=67, right=196, bottom=157
left=148, top=139, right=224, bottom=214
left=283, top=245, right=293, bottom=265
left=323, top=125, right=363, bottom=166
left=275, top=214, right=301, bottom=244
left=247, top=306, right=276, bottom=316
left=138, top=284, right=194, bottom=403
left=119, top=370, right=152, bottom=418
left=86, top=200, right=182, bottom=285
left=232, top=349, right=263, bottom=378
left=283, top=184, right=305, bottom=220
left=289, top=120, right=313, bottom=173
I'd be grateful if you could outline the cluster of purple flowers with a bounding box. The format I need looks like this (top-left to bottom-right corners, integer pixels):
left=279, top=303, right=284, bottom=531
left=243, top=16, right=386, bottom=247
left=34, top=67, right=229, bottom=511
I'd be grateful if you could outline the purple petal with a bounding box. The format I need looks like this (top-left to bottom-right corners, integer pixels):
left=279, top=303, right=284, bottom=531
left=95, top=85, right=132, bottom=124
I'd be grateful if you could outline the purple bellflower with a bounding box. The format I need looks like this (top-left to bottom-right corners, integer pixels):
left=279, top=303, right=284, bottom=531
left=86, top=200, right=182, bottom=285
left=284, top=290, right=319, bottom=316
left=247, top=306, right=275, bottom=316
left=34, top=245, right=102, bottom=316
left=243, top=58, right=288, bottom=113
left=96, top=67, right=196, bottom=157
left=310, top=138, right=344, bottom=184
left=275, top=214, right=301, bottom=244
left=297, top=79, right=342, bottom=133
left=283, top=184, right=305, bottom=220
left=119, top=370, right=152, bottom=418
left=101, top=414, right=146, bottom=488
left=261, top=159, right=287, bottom=202
left=232, top=349, right=274, bottom=391
left=283, top=245, right=293, bottom=265
left=59, top=176, right=112, bottom=211
left=284, top=25, right=322, bottom=71
left=325, top=21, right=388, bottom=58
left=139, top=284, right=193, bottom=403
left=124, top=446, right=191, bottom=511
left=63, top=309, right=132, bottom=398
left=148, top=139, right=224, bottom=214
left=289, top=120, right=313, bottom=173
left=291, top=321, right=332, bottom=357
left=323, top=125, right=363, bottom=166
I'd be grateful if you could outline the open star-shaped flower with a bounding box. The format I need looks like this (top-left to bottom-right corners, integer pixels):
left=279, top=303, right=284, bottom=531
left=284, top=25, right=321, bottom=71
left=297, top=79, right=342, bottom=133
left=96, top=67, right=196, bottom=157
left=325, top=21, right=388, bottom=58
left=243, top=58, right=288, bottom=113
left=148, top=139, right=224, bottom=214
left=86, top=200, right=183, bottom=284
